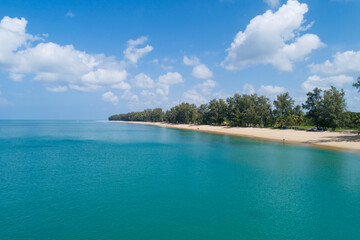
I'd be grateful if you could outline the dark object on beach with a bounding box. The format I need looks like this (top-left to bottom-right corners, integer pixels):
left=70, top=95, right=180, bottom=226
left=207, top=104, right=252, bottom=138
left=307, top=127, right=327, bottom=132
left=281, top=126, right=288, bottom=130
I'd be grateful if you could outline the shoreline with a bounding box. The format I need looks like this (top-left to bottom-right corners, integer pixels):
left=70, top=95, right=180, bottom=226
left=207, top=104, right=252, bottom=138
left=106, top=121, right=360, bottom=154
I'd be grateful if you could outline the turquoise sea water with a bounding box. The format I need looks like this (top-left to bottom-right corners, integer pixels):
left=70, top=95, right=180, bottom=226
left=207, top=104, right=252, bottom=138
left=0, top=121, right=360, bottom=240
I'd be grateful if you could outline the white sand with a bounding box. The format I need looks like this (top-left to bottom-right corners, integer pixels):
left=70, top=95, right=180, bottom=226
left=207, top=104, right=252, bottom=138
left=108, top=121, right=360, bottom=153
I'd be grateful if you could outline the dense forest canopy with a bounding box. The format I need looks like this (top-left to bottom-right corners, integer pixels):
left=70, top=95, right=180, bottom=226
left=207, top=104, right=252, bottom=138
left=109, top=86, right=360, bottom=131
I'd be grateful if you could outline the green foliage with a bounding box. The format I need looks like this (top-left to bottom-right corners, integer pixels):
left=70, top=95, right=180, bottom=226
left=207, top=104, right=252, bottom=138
left=151, top=108, right=164, bottom=122
left=197, top=104, right=211, bottom=125
left=303, top=88, right=322, bottom=128
left=273, top=92, right=295, bottom=127
left=318, top=86, right=346, bottom=131
left=292, top=105, right=304, bottom=126
left=109, top=108, right=164, bottom=122
left=208, top=98, right=227, bottom=125
left=343, top=112, right=360, bottom=130
left=226, top=93, right=271, bottom=127
left=165, top=103, right=197, bottom=124
left=109, top=86, right=358, bottom=131
left=353, top=76, right=360, bottom=92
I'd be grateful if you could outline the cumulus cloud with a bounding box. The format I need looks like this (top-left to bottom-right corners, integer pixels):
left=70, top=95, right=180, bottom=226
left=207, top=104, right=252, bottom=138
left=258, top=85, right=286, bottom=96
left=242, top=83, right=256, bottom=94
left=183, top=80, right=218, bottom=105
left=183, top=56, right=200, bottom=66
left=123, top=36, right=153, bottom=64
left=0, top=16, right=132, bottom=92
left=131, top=73, right=154, bottom=88
left=137, top=90, right=160, bottom=108
left=156, top=72, right=184, bottom=96
left=158, top=72, right=184, bottom=85
left=46, top=86, right=68, bottom=92
left=310, top=50, right=360, bottom=75
left=140, top=90, right=156, bottom=97
left=302, top=75, right=353, bottom=91
left=102, top=91, right=119, bottom=104
left=0, top=17, right=30, bottom=63
left=222, top=0, right=323, bottom=72
left=183, top=55, right=213, bottom=79
left=199, top=79, right=217, bottom=95
left=192, top=64, right=213, bottom=79
left=81, top=69, right=129, bottom=90
left=160, top=64, right=173, bottom=70
left=123, top=72, right=185, bottom=108
left=129, top=72, right=185, bottom=108
left=121, top=90, right=138, bottom=101
left=183, top=89, right=209, bottom=105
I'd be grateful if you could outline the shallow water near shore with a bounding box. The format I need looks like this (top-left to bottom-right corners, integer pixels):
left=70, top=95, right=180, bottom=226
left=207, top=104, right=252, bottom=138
left=1, top=120, right=360, bottom=240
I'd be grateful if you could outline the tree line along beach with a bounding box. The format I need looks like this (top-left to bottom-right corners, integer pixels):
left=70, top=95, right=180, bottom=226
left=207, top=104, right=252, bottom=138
left=109, top=86, right=360, bottom=153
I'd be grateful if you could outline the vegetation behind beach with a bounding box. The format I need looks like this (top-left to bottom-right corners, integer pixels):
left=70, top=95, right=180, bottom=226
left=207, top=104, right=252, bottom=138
left=110, top=86, right=360, bottom=131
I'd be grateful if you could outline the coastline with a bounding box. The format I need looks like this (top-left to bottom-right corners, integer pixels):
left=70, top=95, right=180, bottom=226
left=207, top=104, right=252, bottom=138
left=105, top=121, right=360, bottom=153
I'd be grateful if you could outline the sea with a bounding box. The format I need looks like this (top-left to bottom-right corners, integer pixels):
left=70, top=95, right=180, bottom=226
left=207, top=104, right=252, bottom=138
left=0, top=120, right=359, bottom=240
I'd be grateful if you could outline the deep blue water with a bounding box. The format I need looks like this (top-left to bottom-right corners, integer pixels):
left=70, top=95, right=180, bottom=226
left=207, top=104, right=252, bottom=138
left=0, top=120, right=359, bottom=240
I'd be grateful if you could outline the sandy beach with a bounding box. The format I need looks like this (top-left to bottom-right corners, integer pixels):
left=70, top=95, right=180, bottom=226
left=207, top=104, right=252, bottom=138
left=108, top=121, right=360, bottom=153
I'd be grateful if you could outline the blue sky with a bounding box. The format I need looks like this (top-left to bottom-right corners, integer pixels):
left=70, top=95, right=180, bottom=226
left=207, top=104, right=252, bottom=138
left=0, top=0, right=359, bottom=119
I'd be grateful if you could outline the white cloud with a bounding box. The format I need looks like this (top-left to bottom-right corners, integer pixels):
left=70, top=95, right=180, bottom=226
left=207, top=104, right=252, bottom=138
left=183, top=80, right=218, bottom=105
left=192, top=64, right=213, bottom=79
left=121, top=90, right=138, bottom=101
left=136, top=90, right=159, bottom=108
left=302, top=75, right=353, bottom=91
left=141, top=90, right=156, bottom=97
left=183, top=89, right=209, bottom=105
left=46, top=86, right=68, bottom=92
left=0, top=17, right=30, bottom=63
left=183, top=56, right=200, bottom=66
left=131, top=73, right=154, bottom=88
left=102, top=91, right=119, bottom=105
left=222, top=0, right=323, bottom=72
left=242, top=83, right=255, bottom=94
left=310, top=50, right=360, bottom=75
left=163, top=57, right=177, bottom=63
left=0, top=16, right=132, bottom=93
left=111, top=81, right=131, bottom=90
left=70, top=84, right=102, bottom=92
left=258, top=85, right=286, bottom=96
left=183, top=56, right=213, bottom=79
left=123, top=36, right=153, bottom=64
left=66, top=11, right=75, bottom=17
left=158, top=72, right=184, bottom=85
left=264, top=0, right=280, bottom=8
left=198, top=79, right=217, bottom=95
left=9, top=73, right=24, bottom=82
left=81, top=69, right=128, bottom=89
left=160, top=64, right=173, bottom=70
left=132, top=73, right=186, bottom=108
left=156, top=72, right=184, bottom=96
